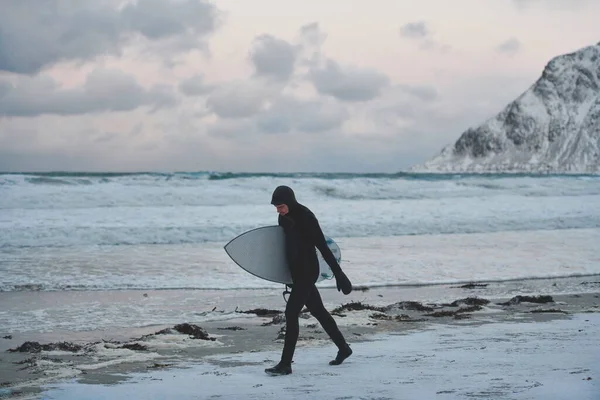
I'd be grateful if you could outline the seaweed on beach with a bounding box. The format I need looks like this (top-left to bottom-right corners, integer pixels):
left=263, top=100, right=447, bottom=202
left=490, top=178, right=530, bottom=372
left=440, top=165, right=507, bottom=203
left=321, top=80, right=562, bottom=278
left=15, top=356, right=65, bottom=366
left=261, top=314, right=286, bottom=326
left=148, top=363, right=174, bottom=369
left=530, top=309, right=568, bottom=314
left=217, top=326, right=246, bottom=331
left=238, top=308, right=282, bottom=317
left=384, top=301, right=434, bottom=312
left=16, top=357, right=67, bottom=372
left=154, top=323, right=215, bottom=341
left=331, top=301, right=386, bottom=314
left=8, top=341, right=83, bottom=353
left=498, top=295, right=554, bottom=306
left=120, top=343, right=149, bottom=351
left=275, top=326, right=286, bottom=340
left=425, top=311, right=457, bottom=318
left=173, top=323, right=215, bottom=340
left=425, top=305, right=482, bottom=318
left=444, top=297, right=490, bottom=307
left=456, top=305, right=483, bottom=313
left=452, top=283, right=489, bottom=289
left=369, top=313, right=416, bottom=322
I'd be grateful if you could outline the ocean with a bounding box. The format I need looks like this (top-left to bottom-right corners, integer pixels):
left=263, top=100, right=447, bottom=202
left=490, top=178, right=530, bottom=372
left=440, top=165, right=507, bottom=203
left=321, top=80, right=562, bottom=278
left=1, top=172, right=599, bottom=333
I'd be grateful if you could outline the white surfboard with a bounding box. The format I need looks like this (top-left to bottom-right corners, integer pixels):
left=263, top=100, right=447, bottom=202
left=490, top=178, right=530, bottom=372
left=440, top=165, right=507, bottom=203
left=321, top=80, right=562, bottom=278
left=224, top=225, right=340, bottom=285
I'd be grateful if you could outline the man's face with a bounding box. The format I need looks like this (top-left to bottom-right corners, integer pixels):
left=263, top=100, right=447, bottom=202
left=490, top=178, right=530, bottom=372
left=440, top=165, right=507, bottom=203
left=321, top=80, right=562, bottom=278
left=275, top=204, right=289, bottom=216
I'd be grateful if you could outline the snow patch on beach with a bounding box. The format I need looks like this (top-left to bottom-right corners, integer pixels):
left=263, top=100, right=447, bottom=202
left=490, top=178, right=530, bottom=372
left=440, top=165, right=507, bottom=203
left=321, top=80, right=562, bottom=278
left=140, top=334, right=225, bottom=351
left=41, top=314, right=600, bottom=400
left=77, top=348, right=162, bottom=372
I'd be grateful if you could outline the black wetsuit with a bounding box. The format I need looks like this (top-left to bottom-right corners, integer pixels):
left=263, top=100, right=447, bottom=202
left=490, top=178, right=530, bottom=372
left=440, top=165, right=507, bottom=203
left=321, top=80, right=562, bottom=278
left=271, top=186, right=350, bottom=365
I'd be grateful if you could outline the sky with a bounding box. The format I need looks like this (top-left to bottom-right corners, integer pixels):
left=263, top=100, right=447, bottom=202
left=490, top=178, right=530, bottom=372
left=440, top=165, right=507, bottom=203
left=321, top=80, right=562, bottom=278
left=0, top=0, right=599, bottom=173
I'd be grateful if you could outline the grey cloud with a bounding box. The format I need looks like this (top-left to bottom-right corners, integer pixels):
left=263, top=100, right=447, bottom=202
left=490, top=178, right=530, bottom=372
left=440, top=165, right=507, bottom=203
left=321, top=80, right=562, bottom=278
left=496, top=38, right=522, bottom=55
left=179, top=74, right=213, bottom=96
left=206, top=119, right=256, bottom=139
left=297, top=22, right=327, bottom=70
left=0, top=69, right=176, bottom=117
left=299, top=22, right=327, bottom=48
left=0, top=81, right=11, bottom=97
left=250, top=35, right=299, bottom=81
left=309, top=59, right=390, bottom=102
left=512, top=0, right=530, bottom=9
left=121, top=0, right=216, bottom=39
left=206, top=80, right=273, bottom=119
left=513, top=0, right=598, bottom=13
left=400, top=21, right=450, bottom=53
left=512, top=0, right=594, bottom=9
left=0, top=0, right=219, bottom=75
left=398, top=84, right=438, bottom=102
left=257, top=96, right=348, bottom=134
left=141, top=32, right=211, bottom=66
left=419, top=39, right=451, bottom=53
left=0, top=151, right=98, bottom=172
left=400, top=22, right=429, bottom=39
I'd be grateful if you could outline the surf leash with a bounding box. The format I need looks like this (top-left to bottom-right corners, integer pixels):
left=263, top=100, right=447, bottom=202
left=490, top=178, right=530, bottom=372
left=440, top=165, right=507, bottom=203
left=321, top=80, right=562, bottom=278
left=282, top=284, right=292, bottom=303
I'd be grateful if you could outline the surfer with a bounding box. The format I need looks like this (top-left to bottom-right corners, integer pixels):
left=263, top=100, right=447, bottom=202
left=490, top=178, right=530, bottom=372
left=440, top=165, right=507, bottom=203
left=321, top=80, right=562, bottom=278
left=265, top=185, right=353, bottom=376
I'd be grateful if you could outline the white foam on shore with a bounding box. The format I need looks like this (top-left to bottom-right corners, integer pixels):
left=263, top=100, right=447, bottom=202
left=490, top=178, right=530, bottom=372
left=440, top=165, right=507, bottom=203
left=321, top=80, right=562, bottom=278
left=77, top=351, right=163, bottom=372
left=40, top=313, right=600, bottom=400
left=3, top=228, right=600, bottom=294
left=139, top=334, right=225, bottom=351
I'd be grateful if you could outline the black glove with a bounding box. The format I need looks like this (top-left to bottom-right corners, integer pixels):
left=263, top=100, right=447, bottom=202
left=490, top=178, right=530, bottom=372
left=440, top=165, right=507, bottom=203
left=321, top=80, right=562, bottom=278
left=335, top=271, right=352, bottom=295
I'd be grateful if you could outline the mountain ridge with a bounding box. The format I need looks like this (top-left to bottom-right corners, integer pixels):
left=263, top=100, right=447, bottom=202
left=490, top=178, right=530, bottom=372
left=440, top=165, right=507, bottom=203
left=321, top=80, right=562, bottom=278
left=412, top=42, right=600, bottom=173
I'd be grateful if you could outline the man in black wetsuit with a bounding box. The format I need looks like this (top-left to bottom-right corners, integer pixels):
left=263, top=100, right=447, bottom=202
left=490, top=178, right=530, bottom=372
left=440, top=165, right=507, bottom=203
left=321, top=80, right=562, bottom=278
left=265, top=185, right=353, bottom=376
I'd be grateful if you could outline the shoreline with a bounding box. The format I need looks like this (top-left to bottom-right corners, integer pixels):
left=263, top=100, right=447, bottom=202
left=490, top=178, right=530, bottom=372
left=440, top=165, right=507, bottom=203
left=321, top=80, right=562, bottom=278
left=1, top=276, right=599, bottom=399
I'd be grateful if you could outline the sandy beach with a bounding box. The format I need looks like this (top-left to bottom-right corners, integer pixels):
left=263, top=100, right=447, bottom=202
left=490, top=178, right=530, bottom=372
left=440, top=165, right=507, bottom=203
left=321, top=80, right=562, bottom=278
left=2, top=277, right=599, bottom=399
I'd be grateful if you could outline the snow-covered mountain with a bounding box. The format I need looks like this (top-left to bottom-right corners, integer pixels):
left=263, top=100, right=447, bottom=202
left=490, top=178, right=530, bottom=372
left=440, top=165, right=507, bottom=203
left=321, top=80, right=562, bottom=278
left=412, top=42, right=600, bottom=173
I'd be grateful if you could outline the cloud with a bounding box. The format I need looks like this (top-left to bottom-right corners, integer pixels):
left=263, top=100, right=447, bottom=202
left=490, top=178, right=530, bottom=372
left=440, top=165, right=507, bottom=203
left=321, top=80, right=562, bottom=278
left=309, top=59, right=390, bottom=102
left=399, top=21, right=450, bottom=53
left=121, top=0, right=216, bottom=40
left=0, top=69, right=176, bottom=117
left=0, top=0, right=219, bottom=75
left=400, top=21, right=429, bottom=39
left=299, top=22, right=327, bottom=48
left=250, top=35, right=299, bottom=81
left=397, top=84, right=438, bottom=102
left=178, top=74, right=213, bottom=96
left=205, top=92, right=348, bottom=135
left=1, top=15, right=537, bottom=173
left=512, top=0, right=594, bottom=9
left=496, top=38, right=522, bottom=55
left=206, top=118, right=256, bottom=139
left=419, top=40, right=451, bottom=53
left=513, top=0, right=598, bottom=12
left=206, top=79, right=276, bottom=119
left=297, top=22, right=328, bottom=70
left=257, top=96, right=348, bottom=134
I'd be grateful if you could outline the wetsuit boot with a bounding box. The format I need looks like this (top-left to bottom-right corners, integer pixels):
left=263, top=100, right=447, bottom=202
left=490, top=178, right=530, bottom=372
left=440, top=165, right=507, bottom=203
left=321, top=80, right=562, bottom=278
left=265, top=361, right=292, bottom=376
left=329, top=343, right=352, bottom=365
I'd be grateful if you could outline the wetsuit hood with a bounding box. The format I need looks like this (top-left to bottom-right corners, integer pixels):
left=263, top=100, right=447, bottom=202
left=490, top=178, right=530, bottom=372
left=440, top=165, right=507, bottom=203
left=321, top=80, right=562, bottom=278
left=271, top=185, right=298, bottom=209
